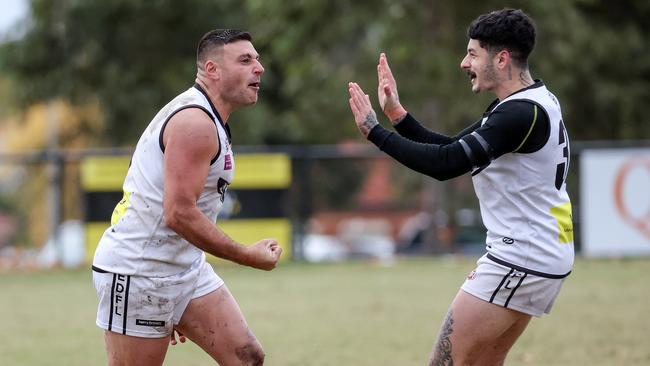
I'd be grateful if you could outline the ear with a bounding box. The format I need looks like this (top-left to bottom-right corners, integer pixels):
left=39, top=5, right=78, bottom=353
left=203, top=59, right=222, bottom=81
left=495, top=49, right=510, bottom=70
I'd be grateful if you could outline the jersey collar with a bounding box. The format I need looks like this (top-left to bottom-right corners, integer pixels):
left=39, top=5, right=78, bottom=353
left=193, top=83, right=231, bottom=142
left=486, top=79, right=545, bottom=114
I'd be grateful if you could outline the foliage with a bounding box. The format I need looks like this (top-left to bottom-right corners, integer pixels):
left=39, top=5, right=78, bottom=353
left=0, top=0, right=649, bottom=145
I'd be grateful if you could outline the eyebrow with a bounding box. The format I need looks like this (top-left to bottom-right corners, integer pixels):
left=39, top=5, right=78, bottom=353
left=238, top=53, right=260, bottom=60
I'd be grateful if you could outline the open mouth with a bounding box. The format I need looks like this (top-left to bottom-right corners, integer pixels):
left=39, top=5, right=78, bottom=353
left=248, top=82, right=260, bottom=89
left=468, top=71, right=477, bottom=83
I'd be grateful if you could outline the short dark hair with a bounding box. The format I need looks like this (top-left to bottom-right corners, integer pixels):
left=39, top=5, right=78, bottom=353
left=467, top=9, right=536, bottom=69
left=196, top=29, right=252, bottom=65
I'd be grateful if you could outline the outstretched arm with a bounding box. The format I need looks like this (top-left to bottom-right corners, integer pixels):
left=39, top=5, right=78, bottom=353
left=162, top=108, right=282, bottom=270
left=349, top=81, right=476, bottom=181
left=349, top=81, right=546, bottom=181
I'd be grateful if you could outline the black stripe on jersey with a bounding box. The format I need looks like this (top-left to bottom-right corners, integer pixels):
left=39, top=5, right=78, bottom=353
left=158, top=104, right=220, bottom=161
left=555, top=121, right=568, bottom=190
left=487, top=254, right=571, bottom=279
left=108, top=273, right=117, bottom=332
left=122, top=275, right=131, bottom=335
left=504, top=273, right=527, bottom=308
left=490, top=268, right=515, bottom=303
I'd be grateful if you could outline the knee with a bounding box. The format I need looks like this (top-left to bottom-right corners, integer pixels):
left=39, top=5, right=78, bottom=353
left=235, top=341, right=265, bottom=366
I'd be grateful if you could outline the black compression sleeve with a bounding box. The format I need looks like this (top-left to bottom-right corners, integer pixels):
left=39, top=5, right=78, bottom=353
left=394, top=113, right=483, bottom=144
left=367, top=125, right=473, bottom=181
left=394, top=113, right=453, bottom=144
left=473, top=100, right=550, bottom=158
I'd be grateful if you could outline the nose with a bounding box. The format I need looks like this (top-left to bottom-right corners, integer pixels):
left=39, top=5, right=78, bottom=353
left=254, top=60, right=265, bottom=75
left=460, top=55, right=470, bottom=70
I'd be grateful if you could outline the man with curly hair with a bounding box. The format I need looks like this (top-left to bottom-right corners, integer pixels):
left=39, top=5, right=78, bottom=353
left=349, top=9, right=573, bottom=365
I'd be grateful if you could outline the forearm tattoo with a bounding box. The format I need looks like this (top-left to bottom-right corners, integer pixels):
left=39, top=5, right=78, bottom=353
left=359, top=110, right=379, bottom=137
left=429, top=310, right=454, bottom=366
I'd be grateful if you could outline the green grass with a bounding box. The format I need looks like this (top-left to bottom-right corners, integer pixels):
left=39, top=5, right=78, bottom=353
left=1, top=257, right=649, bottom=365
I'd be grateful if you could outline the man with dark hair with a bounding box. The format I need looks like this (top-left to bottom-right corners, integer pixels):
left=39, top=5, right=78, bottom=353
left=92, top=29, right=281, bottom=365
left=348, top=9, right=573, bottom=365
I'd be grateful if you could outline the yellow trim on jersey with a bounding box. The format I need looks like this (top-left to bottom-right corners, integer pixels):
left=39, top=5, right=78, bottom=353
left=514, top=105, right=538, bottom=152
left=550, top=202, right=574, bottom=244
left=111, top=190, right=131, bottom=226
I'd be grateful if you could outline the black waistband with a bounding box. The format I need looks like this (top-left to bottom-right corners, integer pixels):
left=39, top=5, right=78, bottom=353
left=486, top=254, right=571, bottom=279
left=91, top=265, right=109, bottom=273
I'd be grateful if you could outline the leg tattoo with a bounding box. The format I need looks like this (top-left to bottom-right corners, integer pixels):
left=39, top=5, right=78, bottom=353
left=430, top=310, right=454, bottom=366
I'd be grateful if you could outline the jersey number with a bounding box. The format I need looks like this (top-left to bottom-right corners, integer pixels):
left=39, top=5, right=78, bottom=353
left=554, top=120, right=569, bottom=190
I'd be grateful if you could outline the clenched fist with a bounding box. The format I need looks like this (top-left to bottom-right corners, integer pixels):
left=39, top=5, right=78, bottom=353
left=246, top=239, right=282, bottom=271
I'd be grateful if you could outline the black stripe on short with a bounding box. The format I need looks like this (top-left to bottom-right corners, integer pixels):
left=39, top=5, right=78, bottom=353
left=92, top=265, right=109, bottom=273
left=504, top=273, right=527, bottom=308
left=490, top=268, right=514, bottom=303
left=108, top=273, right=117, bottom=331
left=487, top=254, right=571, bottom=279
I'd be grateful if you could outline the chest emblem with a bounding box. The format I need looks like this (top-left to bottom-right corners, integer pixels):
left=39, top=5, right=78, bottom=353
left=224, top=154, right=232, bottom=170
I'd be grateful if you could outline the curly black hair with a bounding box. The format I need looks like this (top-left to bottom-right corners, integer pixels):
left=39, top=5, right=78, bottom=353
left=196, top=29, right=252, bottom=65
left=467, top=9, right=536, bottom=69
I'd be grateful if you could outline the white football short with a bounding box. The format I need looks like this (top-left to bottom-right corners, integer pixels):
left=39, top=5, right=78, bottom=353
left=461, top=254, right=569, bottom=317
left=92, top=256, right=224, bottom=338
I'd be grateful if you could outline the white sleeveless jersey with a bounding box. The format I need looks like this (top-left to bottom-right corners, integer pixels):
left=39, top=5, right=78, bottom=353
left=93, top=85, right=234, bottom=277
left=473, top=83, right=574, bottom=277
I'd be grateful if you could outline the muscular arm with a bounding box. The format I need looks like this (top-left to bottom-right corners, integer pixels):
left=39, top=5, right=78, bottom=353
left=162, top=109, right=278, bottom=270
left=367, top=100, right=549, bottom=180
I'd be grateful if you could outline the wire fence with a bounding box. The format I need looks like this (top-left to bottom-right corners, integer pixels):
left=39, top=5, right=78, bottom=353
left=0, top=141, right=648, bottom=269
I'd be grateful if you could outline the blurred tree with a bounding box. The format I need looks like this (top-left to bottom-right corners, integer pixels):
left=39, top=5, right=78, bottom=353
left=1, top=0, right=249, bottom=145
left=0, top=0, right=648, bottom=146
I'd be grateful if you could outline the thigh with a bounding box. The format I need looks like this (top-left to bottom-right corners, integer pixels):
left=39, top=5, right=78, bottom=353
left=104, top=331, right=169, bottom=366
left=476, top=315, right=530, bottom=366
left=428, top=290, right=531, bottom=365
left=176, top=285, right=264, bottom=365
left=93, top=269, right=190, bottom=338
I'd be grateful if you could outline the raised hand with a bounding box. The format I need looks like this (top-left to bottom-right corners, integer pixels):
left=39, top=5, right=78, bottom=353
left=377, top=53, right=407, bottom=124
left=348, top=82, right=379, bottom=137
left=246, top=239, right=282, bottom=271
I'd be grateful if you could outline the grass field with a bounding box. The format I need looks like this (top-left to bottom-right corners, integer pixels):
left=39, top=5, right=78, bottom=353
left=1, top=256, right=649, bottom=365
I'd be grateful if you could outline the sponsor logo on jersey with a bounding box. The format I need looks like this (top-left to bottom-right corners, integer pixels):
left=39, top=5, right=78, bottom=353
left=217, top=178, right=230, bottom=203
left=224, top=154, right=232, bottom=170
left=502, top=237, right=515, bottom=244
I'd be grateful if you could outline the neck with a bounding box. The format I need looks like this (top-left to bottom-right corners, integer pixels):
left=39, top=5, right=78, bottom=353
left=494, top=68, right=534, bottom=100
left=195, top=76, right=232, bottom=123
